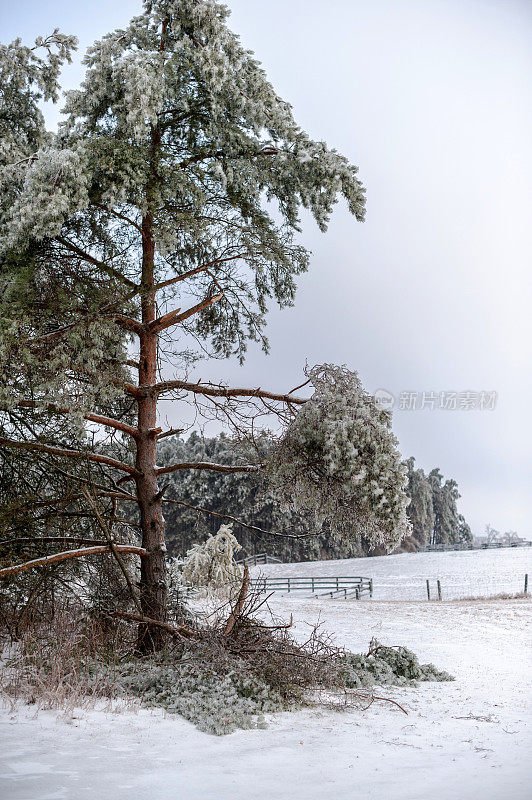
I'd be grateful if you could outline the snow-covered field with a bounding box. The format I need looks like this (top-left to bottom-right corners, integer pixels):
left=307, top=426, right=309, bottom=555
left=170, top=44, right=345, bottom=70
left=252, top=546, right=532, bottom=600
left=1, top=551, right=531, bottom=800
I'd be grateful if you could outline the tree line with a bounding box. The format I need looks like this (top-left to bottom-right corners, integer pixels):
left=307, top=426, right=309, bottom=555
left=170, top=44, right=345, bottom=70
left=159, top=434, right=472, bottom=561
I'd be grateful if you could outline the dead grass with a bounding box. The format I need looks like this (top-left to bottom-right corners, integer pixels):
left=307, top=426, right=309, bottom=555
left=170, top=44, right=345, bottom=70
left=0, top=608, right=130, bottom=713
left=450, top=591, right=530, bottom=602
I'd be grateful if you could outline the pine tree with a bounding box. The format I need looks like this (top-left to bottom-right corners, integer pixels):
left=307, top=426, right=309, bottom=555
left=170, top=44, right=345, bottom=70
left=404, top=457, right=434, bottom=547
left=1, top=1, right=410, bottom=648
left=428, top=470, right=462, bottom=546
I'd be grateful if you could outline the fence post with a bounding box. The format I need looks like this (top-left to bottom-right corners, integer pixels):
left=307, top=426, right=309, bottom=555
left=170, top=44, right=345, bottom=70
left=287, top=577, right=290, bottom=593
left=336, top=577, right=339, bottom=591
left=525, top=574, right=528, bottom=595
left=426, top=579, right=431, bottom=601
left=370, top=579, right=373, bottom=598
left=437, top=580, right=442, bottom=601
left=312, top=577, right=315, bottom=593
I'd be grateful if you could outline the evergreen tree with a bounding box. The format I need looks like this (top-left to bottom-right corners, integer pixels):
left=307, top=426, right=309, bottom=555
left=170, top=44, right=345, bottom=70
left=428, top=470, right=462, bottom=546
left=160, top=436, right=471, bottom=560
left=159, top=431, right=365, bottom=562
left=457, top=514, right=472, bottom=544
left=1, top=1, right=411, bottom=648
left=404, top=457, right=434, bottom=547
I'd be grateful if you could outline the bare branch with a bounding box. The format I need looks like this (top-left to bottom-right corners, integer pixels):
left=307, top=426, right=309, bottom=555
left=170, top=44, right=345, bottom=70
left=0, top=536, right=107, bottom=547
left=108, top=610, right=197, bottom=639
left=163, top=498, right=318, bottom=539
left=0, top=436, right=140, bottom=476
left=157, top=427, right=184, bottom=440
left=156, top=461, right=261, bottom=477
left=10, top=400, right=139, bottom=439
left=154, top=379, right=308, bottom=404
left=153, top=253, right=248, bottom=291
left=56, top=237, right=138, bottom=289
left=91, top=203, right=144, bottom=234
left=147, top=307, right=181, bottom=333
left=223, top=564, right=250, bottom=636
left=111, top=313, right=143, bottom=335
left=0, top=545, right=147, bottom=579
left=149, top=293, right=223, bottom=333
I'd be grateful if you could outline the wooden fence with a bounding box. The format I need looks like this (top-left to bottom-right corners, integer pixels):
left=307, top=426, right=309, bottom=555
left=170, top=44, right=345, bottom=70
left=423, top=541, right=531, bottom=552
left=237, top=553, right=283, bottom=566
left=250, top=575, right=373, bottom=600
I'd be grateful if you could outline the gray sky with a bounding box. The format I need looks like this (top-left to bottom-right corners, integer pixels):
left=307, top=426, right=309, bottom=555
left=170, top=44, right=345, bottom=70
left=2, top=0, right=531, bottom=537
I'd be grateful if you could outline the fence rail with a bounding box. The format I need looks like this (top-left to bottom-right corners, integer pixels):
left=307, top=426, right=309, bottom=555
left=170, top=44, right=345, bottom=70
left=237, top=553, right=283, bottom=566
left=250, top=575, right=373, bottom=599
left=423, top=541, right=531, bottom=552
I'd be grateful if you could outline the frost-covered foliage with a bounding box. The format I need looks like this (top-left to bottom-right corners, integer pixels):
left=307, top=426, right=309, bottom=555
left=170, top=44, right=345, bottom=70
left=268, top=365, right=411, bottom=551
left=0, top=31, right=76, bottom=166
left=116, top=636, right=453, bottom=735
left=1, top=0, right=368, bottom=494
left=159, top=433, right=471, bottom=559
left=181, top=524, right=243, bottom=591
left=165, top=556, right=198, bottom=624
left=117, top=656, right=285, bottom=735
left=338, top=640, right=454, bottom=689
left=403, top=459, right=471, bottom=548
left=0, top=32, right=131, bottom=418
left=1, top=0, right=366, bottom=367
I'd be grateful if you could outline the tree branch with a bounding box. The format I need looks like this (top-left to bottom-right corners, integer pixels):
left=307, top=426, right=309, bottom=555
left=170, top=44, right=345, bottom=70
left=162, top=498, right=318, bottom=539
left=10, top=401, right=139, bottom=439
left=108, top=611, right=197, bottom=639
left=110, top=313, right=143, bottom=335
left=149, top=293, right=223, bottom=333
left=0, top=545, right=147, bottom=579
left=156, top=461, right=261, bottom=477
left=223, top=564, right=250, bottom=636
left=91, top=203, right=144, bottom=234
left=156, top=427, right=184, bottom=440
left=56, top=237, right=138, bottom=289
left=154, top=379, right=308, bottom=404
left=0, top=536, right=108, bottom=548
left=0, top=436, right=140, bottom=476
left=153, top=254, right=247, bottom=291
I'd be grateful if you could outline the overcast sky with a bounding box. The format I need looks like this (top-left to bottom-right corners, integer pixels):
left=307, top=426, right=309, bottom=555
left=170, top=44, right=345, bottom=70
left=2, top=0, right=531, bottom=537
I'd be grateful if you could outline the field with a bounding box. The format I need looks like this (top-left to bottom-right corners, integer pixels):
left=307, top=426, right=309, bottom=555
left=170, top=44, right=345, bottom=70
left=1, top=549, right=530, bottom=800
left=251, top=546, right=531, bottom=600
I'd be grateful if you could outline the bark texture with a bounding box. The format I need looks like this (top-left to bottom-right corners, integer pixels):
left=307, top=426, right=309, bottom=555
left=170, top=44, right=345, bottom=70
left=135, top=196, right=168, bottom=652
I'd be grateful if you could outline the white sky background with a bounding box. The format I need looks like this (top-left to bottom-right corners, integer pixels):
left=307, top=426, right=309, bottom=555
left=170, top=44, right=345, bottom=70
left=2, top=0, right=531, bottom=537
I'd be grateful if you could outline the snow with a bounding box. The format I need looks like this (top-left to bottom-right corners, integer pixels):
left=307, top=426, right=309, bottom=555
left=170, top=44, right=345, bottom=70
left=1, top=551, right=531, bottom=800
left=251, top=546, right=532, bottom=600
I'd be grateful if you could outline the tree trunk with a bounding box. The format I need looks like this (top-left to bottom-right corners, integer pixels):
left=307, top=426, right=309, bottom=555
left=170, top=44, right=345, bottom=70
left=135, top=207, right=167, bottom=652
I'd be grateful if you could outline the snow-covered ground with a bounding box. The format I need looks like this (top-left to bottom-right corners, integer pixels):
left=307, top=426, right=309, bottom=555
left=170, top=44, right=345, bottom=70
left=1, top=551, right=531, bottom=800
left=251, top=546, right=532, bottom=600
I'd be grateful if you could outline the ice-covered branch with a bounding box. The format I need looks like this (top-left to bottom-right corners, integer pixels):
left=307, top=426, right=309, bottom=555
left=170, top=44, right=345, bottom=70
left=154, top=379, right=308, bottom=404
left=156, top=461, right=261, bottom=477
left=0, top=436, right=140, bottom=476
left=10, top=400, right=139, bottom=439
left=0, top=544, right=147, bottom=579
